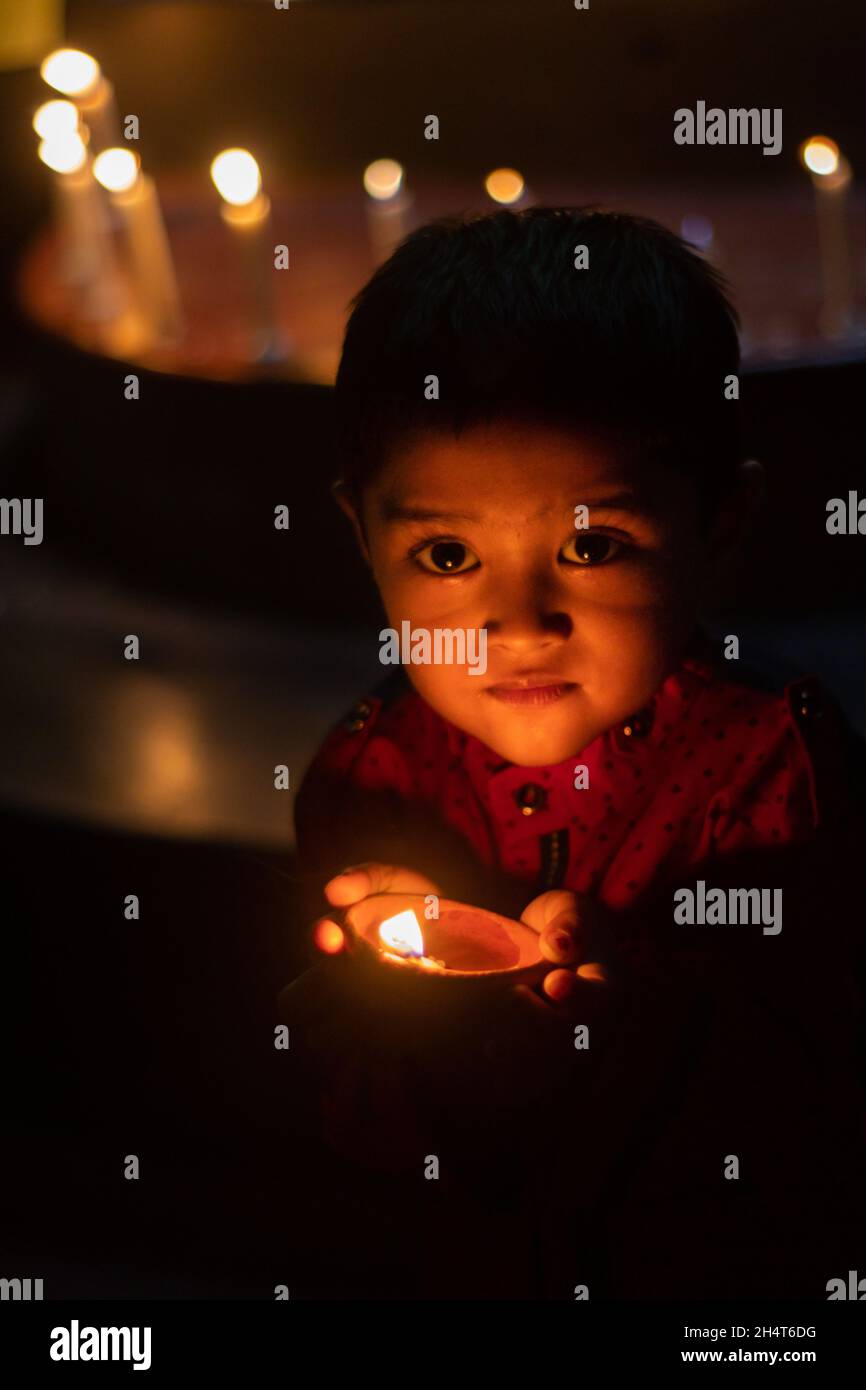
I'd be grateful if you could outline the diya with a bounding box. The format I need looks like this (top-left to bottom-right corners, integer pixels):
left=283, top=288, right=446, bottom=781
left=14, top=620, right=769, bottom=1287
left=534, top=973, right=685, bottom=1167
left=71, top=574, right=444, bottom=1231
left=339, top=892, right=549, bottom=1014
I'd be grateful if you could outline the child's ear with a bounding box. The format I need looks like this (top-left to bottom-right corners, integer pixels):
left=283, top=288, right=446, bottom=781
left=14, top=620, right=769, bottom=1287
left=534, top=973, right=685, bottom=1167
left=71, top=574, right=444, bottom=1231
left=331, top=479, right=371, bottom=566
left=706, top=457, right=765, bottom=557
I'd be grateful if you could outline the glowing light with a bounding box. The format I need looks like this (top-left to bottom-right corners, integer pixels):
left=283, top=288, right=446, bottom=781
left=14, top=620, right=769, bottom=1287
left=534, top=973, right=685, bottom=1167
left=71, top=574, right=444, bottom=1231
left=680, top=214, right=714, bottom=250
left=32, top=99, right=79, bottom=141
left=210, top=148, right=262, bottom=206
left=93, top=147, right=140, bottom=193
left=40, top=48, right=100, bottom=97
left=484, top=167, right=525, bottom=205
left=800, top=136, right=840, bottom=177
left=379, top=909, right=425, bottom=957
left=363, top=158, right=404, bottom=201
left=313, top=920, right=346, bottom=955
left=38, top=133, right=87, bottom=175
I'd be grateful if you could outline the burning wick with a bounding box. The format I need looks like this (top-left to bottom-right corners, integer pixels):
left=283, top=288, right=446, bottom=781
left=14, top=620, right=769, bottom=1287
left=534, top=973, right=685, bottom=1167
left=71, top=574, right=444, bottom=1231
left=378, top=909, right=446, bottom=971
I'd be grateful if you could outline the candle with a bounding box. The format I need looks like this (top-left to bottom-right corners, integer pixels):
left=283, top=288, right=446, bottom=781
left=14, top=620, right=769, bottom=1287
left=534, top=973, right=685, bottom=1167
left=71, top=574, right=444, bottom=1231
left=484, top=167, right=527, bottom=208
left=344, top=894, right=547, bottom=999
left=93, top=147, right=183, bottom=345
left=32, top=99, right=80, bottom=143
left=210, top=147, right=288, bottom=364
left=799, top=135, right=853, bottom=340
left=363, top=158, right=410, bottom=262
left=37, top=130, right=126, bottom=324
left=40, top=47, right=120, bottom=154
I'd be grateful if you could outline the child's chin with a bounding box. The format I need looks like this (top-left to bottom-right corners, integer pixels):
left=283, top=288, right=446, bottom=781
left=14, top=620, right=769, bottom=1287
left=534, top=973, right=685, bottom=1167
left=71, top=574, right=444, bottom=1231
left=477, top=717, right=594, bottom=768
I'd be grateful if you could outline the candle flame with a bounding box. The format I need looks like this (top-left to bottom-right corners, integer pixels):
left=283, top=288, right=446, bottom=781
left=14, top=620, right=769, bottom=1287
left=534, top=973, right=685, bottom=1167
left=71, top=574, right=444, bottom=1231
left=33, top=100, right=79, bottom=141
left=93, top=147, right=140, bottom=193
left=800, top=136, right=840, bottom=177
left=379, top=908, right=425, bottom=956
left=485, top=167, right=525, bottom=205
left=210, top=148, right=262, bottom=206
left=38, top=133, right=88, bottom=175
left=363, top=158, right=404, bottom=201
left=41, top=48, right=101, bottom=97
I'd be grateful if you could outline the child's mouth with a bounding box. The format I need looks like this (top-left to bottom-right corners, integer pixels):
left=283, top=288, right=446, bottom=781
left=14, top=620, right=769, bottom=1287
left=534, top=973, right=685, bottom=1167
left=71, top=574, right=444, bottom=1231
left=484, top=680, right=578, bottom=708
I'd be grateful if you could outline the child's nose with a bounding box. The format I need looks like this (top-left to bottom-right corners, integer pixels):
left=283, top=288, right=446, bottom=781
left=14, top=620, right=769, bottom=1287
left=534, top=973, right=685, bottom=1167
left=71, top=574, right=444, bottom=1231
left=485, top=604, right=572, bottom=654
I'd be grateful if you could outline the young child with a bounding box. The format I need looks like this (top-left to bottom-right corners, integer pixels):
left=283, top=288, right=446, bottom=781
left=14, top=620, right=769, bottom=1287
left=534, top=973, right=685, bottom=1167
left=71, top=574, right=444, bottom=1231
left=287, top=208, right=866, bottom=1299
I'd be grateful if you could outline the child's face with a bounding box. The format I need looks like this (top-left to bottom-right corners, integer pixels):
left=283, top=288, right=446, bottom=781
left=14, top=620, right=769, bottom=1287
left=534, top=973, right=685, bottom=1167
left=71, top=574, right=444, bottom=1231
left=350, top=418, right=713, bottom=766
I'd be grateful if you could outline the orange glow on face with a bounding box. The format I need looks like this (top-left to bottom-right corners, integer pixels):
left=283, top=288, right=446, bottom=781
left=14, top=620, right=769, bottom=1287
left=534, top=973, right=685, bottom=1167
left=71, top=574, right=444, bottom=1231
left=379, top=908, right=425, bottom=956
left=313, top=920, right=346, bottom=955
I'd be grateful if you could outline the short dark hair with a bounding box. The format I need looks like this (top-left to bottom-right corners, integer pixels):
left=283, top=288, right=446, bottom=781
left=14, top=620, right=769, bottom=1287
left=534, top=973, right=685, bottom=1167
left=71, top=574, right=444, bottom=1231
left=335, top=206, right=742, bottom=507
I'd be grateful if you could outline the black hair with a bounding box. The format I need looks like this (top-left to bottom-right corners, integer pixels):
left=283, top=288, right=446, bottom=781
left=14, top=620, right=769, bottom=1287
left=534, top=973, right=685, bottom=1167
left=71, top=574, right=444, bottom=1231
left=335, top=206, right=742, bottom=508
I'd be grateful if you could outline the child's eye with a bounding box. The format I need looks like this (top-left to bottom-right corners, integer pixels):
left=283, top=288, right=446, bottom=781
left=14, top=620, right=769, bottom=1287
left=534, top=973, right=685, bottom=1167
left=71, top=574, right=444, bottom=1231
left=412, top=540, right=480, bottom=574
left=560, top=533, right=623, bottom=566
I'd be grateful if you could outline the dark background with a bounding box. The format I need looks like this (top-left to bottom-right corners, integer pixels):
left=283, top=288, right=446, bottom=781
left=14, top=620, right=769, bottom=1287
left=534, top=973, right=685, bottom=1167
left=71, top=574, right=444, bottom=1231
left=1, top=0, right=864, bottom=1298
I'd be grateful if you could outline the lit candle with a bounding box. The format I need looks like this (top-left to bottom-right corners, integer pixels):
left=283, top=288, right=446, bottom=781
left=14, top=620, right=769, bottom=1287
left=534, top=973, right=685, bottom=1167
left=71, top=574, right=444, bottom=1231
left=799, top=135, right=853, bottom=340
left=37, top=130, right=126, bottom=323
left=210, top=147, right=288, bottom=364
left=40, top=47, right=120, bottom=154
left=363, top=158, right=410, bottom=262
left=484, top=167, right=527, bottom=208
left=93, top=147, right=183, bottom=345
left=32, top=98, right=80, bottom=143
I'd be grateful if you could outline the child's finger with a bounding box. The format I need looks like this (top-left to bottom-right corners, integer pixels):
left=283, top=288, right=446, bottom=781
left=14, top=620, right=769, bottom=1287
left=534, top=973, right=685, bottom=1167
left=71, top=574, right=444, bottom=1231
left=520, top=889, right=580, bottom=935
left=543, top=961, right=610, bottom=1002
left=325, top=862, right=442, bottom=906
left=541, top=968, right=580, bottom=1003
left=324, top=866, right=374, bottom=905
left=539, top=908, right=582, bottom=964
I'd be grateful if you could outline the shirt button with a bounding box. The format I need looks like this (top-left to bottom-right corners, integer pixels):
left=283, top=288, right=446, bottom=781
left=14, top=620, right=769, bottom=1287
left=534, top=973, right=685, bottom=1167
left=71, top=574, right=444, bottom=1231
left=794, top=684, right=822, bottom=720
left=514, top=783, right=548, bottom=816
left=622, top=707, right=654, bottom=739
left=345, top=699, right=373, bottom=732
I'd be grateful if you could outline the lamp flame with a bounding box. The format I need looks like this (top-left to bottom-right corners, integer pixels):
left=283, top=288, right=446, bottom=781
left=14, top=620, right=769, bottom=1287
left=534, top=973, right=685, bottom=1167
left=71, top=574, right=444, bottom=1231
left=379, top=908, right=425, bottom=957
left=38, top=133, right=87, bottom=175
left=800, top=136, right=840, bottom=177
left=363, top=158, right=404, bottom=201
left=485, top=167, right=525, bottom=205
left=210, top=148, right=262, bottom=207
left=33, top=100, right=79, bottom=141
left=93, top=147, right=140, bottom=193
left=41, top=48, right=101, bottom=98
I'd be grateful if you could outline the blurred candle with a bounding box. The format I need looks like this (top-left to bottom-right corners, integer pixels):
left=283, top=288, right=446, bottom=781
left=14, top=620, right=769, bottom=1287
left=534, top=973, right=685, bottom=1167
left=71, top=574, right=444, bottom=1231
left=40, top=47, right=120, bottom=153
left=484, top=166, right=526, bottom=207
left=363, top=158, right=409, bottom=262
left=799, top=135, right=853, bottom=340
left=93, top=146, right=183, bottom=344
left=37, top=130, right=125, bottom=322
left=210, top=147, right=287, bottom=364
left=32, top=98, right=79, bottom=142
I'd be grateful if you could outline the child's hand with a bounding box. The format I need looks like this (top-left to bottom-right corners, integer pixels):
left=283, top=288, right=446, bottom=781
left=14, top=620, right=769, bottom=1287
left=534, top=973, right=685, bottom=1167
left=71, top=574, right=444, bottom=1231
left=323, top=862, right=443, bottom=909
left=474, top=889, right=615, bottom=1098
left=520, top=888, right=611, bottom=1004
